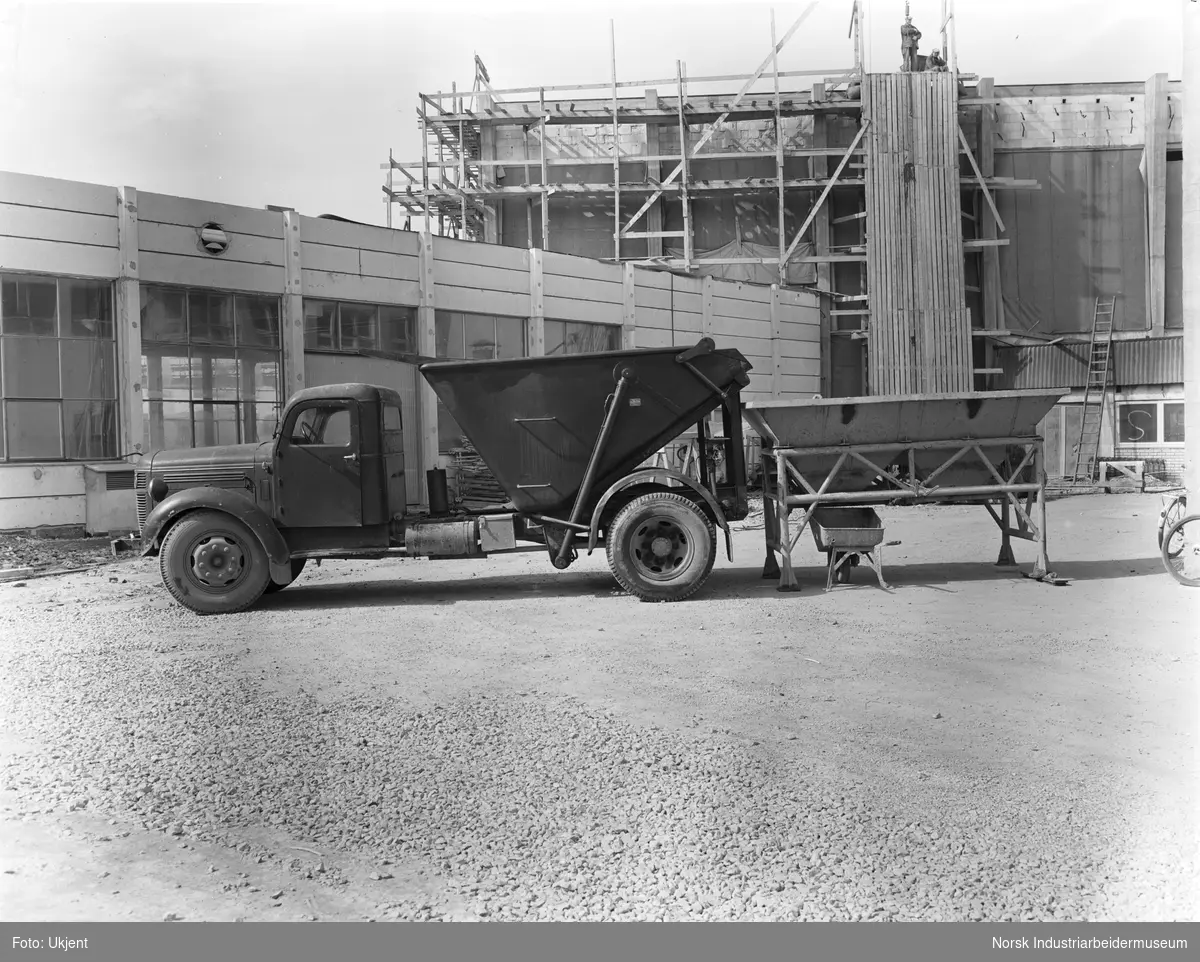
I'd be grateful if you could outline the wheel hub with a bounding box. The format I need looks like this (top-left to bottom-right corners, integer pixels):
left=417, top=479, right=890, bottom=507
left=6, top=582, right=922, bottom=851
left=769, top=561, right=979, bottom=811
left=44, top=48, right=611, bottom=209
left=190, top=536, right=244, bottom=587
left=631, top=518, right=693, bottom=578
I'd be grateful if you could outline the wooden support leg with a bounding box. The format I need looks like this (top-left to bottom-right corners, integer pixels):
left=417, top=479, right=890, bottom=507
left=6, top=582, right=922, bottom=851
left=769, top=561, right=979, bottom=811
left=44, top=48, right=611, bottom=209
left=996, top=498, right=1017, bottom=566
left=1033, top=443, right=1052, bottom=579
left=775, top=450, right=800, bottom=592
left=762, top=472, right=781, bottom=579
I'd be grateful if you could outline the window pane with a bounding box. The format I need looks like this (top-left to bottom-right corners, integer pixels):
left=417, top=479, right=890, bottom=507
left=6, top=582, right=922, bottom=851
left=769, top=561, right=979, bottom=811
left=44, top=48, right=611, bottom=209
left=60, top=279, right=113, bottom=338
left=380, top=306, right=415, bottom=356
left=543, top=319, right=565, bottom=356
left=188, top=351, right=240, bottom=402
left=5, top=399, right=61, bottom=458
left=141, top=287, right=188, bottom=343
left=238, top=350, right=280, bottom=404
left=340, top=303, right=378, bottom=351
left=252, top=406, right=280, bottom=445
left=496, top=316, right=526, bottom=359
left=464, top=314, right=497, bottom=360
left=188, top=292, right=235, bottom=345
left=289, top=402, right=351, bottom=446
left=3, top=337, right=60, bottom=397
left=435, top=311, right=464, bottom=358
left=63, top=399, right=117, bottom=459
left=235, top=295, right=280, bottom=348
left=1117, top=403, right=1158, bottom=443
left=1164, top=403, right=1185, bottom=443
left=193, top=402, right=239, bottom=447
left=563, top=321, right=620, bottom=354
left=143, top=400, right=192, bottom=452
left=142, top=349, right=191, bottom=400
left=61, top=339, right=116, bottom=399
left=1, top=276, right=57, bottom=336
left=438, top=399, right=465, bottom=452
left=304, top=300, right=338, bottom=350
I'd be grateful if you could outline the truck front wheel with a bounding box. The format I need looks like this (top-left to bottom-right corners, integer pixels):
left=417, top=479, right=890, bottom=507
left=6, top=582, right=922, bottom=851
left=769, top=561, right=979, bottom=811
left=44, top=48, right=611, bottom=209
left=606, top=492, right=716, bottom=602
left=159, top=510, right=272, bottom=615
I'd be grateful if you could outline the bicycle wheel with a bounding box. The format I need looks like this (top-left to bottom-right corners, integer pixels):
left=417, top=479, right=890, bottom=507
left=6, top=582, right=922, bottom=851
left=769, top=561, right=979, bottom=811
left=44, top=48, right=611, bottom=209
left=1158, top=495, right=1187, bottom=555
left=1161, top=513, right=1200, bottom=587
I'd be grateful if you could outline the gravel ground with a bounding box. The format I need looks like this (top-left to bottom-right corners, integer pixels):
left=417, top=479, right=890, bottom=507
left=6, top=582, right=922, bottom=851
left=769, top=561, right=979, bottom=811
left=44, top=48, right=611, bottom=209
left=1, top=493, right=1197, bottom=922
left=0, top=533, right=115, bottom=572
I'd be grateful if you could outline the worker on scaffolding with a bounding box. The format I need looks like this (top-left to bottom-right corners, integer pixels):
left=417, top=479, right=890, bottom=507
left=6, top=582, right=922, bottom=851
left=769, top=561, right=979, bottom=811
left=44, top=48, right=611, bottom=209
left=901, top=5, right=922, bottom=72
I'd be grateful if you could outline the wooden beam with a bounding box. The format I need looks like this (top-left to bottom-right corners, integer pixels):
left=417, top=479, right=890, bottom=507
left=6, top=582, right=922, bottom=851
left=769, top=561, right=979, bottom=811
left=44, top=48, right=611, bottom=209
left=611, top=21, right=621, bottom=263
left=1146, top=72, right=1169, bottom=334
left=957, top=124, right=1005, bottom=232
left=964, top=238, right=1010, bottom=248
left=620, top=1, right=818, bottom=236
left=677, top=60, right=693, bottom=269
left=782, top=120, right=870, bottom=265
left=832, top=210, right=867, bottom=224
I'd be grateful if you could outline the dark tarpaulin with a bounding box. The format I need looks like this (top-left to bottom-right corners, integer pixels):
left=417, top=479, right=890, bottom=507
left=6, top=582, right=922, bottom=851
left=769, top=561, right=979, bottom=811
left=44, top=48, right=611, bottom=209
left=994, top=148, right=1149, bottom=334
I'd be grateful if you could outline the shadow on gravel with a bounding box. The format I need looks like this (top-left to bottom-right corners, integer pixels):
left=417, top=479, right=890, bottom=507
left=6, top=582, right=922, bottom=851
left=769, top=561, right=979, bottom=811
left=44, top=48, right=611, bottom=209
left=254, top=556, right=1170, bottom=612
left=256, top=570, right=619, bottom=610
left=712, top=557, right=1170, bottom=595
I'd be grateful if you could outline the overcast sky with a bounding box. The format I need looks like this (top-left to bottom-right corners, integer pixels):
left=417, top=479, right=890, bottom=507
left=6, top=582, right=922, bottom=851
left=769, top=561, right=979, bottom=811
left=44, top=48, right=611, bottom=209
left=0, top=0, right=1187, bottom=225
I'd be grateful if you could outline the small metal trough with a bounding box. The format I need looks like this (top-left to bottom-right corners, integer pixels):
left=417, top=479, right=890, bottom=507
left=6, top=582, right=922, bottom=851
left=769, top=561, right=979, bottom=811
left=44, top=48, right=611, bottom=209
left=809, top=507, right=891, bottom=591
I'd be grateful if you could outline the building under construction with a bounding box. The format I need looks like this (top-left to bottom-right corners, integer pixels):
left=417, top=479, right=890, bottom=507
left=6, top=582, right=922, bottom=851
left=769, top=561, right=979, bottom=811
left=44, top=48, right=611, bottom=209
left=384, top=2, right=1186, bottom=485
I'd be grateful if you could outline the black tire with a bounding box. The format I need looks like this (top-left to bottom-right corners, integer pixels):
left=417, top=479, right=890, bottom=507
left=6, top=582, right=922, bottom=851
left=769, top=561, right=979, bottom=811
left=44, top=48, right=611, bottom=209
left=159, top=510, right=272, bottom=615
left=606, top=492, right=716, bottom=602
left=1158, top=496, right=1187, bottom=557
left=264, top=558, right=307, bottom=594
left=1161, top=514, right=1200, bottom=588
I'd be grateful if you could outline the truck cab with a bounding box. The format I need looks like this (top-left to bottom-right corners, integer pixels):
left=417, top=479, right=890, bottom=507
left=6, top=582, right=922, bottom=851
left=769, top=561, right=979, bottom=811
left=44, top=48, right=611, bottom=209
left=136, top=383, right=410, bottom=613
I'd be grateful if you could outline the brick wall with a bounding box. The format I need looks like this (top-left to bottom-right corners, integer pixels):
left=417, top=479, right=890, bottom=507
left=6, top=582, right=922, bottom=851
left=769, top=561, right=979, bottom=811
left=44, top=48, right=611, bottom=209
left=1112, top=444, right=1185, bottom=484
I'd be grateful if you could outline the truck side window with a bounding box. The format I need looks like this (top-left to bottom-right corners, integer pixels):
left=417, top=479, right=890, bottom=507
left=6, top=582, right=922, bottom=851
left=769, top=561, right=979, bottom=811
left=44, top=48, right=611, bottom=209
left=289, top=402, right=352, bottom=447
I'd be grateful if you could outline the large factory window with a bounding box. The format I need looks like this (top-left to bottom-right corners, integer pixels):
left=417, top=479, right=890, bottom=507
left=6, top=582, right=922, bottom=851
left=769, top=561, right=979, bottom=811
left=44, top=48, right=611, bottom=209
left=434, top=311, right=527, bottom=453
left=140, top=286, right=282, bottom=454
left=0, top=273, right=117, bottom=461
left=303, top=300, right=416, bottom=358
left=544, top=319, right=621, bottom=356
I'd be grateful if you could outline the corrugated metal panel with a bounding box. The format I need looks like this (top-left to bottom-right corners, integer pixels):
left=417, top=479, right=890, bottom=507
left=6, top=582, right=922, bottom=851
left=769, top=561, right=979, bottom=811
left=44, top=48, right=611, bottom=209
left=997, top=337, right=1183, bottom=389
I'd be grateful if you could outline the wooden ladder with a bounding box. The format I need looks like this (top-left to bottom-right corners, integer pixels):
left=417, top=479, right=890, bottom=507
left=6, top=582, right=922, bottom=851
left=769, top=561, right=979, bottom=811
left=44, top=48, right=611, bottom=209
left=1070, top=295, right=1117, bottom=483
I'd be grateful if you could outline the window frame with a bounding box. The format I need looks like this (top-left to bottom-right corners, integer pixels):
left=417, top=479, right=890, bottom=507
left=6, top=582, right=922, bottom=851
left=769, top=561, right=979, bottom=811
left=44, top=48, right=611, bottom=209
left=303, top=298, right=418, bottom=360
left=542, top=318, right=622, bottom=357
left=0, top=272, right=118, bottom=462
left=140, top=284, right=283, bottom=456
left=1115, top=399, right=1185, bottom=447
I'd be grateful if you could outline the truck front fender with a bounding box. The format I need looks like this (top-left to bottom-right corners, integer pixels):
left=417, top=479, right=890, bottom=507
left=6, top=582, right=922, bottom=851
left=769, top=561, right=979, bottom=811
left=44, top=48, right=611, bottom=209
left=141, top=487, right=292, bottom=584
left=586, top=468, right=733, bottom=562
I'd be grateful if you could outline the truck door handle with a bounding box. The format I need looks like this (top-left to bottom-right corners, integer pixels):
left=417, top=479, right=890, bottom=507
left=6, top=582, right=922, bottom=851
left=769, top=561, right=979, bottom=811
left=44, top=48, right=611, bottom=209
left=344, top=453, right=359, bottom=463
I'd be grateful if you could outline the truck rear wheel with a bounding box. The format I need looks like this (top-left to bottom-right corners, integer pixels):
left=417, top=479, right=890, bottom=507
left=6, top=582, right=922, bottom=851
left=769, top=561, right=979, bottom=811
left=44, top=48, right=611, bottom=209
left=264, top=558, right=307, bottom=594
left=160, top=510, right=271, bottom=615
left=606, top=492, right=716, bottom=602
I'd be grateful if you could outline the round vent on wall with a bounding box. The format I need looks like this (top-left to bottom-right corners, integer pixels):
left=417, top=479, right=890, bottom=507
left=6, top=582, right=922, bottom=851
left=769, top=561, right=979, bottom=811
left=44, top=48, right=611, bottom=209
left=198, top=223, right=230, bottom=255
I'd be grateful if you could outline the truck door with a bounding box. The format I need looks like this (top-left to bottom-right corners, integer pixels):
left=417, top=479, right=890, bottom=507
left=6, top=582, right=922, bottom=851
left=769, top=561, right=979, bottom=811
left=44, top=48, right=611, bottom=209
left=275, top=399, right=364, bottom=527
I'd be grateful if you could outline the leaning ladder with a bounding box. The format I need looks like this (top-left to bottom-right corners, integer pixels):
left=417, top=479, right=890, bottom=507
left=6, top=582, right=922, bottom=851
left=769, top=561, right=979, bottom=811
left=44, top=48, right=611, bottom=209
left=1070, top=295, right=1117, bottom=483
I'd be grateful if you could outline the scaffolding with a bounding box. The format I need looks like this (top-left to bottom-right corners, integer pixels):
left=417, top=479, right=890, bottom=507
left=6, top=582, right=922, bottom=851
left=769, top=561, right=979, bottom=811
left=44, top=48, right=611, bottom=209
left=381, top=1, right=1039, bottom=392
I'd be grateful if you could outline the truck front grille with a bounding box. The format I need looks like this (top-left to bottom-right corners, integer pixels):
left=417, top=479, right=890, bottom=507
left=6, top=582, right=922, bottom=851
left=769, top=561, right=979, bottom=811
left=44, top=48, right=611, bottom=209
left=135, top=468, right=252, bottom=531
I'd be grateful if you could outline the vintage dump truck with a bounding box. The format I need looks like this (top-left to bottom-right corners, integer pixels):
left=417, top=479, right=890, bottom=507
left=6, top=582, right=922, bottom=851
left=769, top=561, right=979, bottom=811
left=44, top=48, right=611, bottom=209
left=135, top=339, right=751, bottom=614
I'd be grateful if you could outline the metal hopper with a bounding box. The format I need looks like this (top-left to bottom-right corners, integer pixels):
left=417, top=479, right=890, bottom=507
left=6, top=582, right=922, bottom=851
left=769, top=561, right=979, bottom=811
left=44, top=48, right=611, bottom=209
left=744, top=389, right=1069, bottom=590
left=421, top=340, right=752, bottom=517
